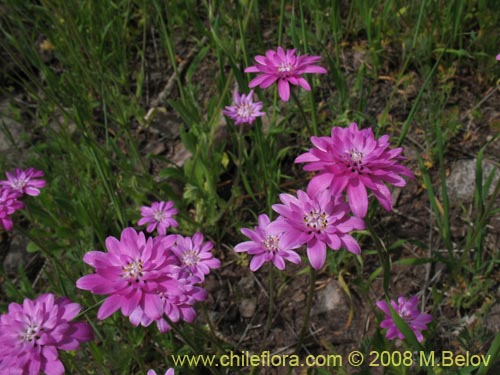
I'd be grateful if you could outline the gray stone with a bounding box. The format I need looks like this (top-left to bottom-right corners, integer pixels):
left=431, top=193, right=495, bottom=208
left=239, top=297, right=256, bottom=318
left=314, top=280, right=347, bottom=315
left=2, top=231, right=30, bottom=274
left=445, top=159, right=499, bottom=201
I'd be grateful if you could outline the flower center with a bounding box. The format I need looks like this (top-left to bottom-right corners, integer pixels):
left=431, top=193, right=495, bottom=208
left=153, top=209, right=166, bottom=222
left=303, top=210, right=328, bottom=232
left=278, top=62, right=294, bottom=75
left=349, top=149, right=363, bottom=163
left=123, top=260, right=144, bottom=279
left=398, top=303, right=414, bottom=322
left=21, top=322, right=41, bottom=343
left=263, top=235, right=279, bottom=252
left=344, top=149, right=364, bottom=173
left=236, top=103, right=254, bottom=119
left=182, top=250, right=200, bottom=266
left=12, top=177, right=27, bottom=191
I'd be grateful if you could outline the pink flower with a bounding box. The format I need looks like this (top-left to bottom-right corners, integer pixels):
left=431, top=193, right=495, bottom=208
left=0, top=167, right=46, bottom=196
left=376, top=295, right=433, bottom=343
left=295, top=122, right=414, bottom=218
left=128, top=275, right=207, bottom=333
left=138, top=201, right=179, bottom=235
left=0, top=186, right=24, bottom=231
left=269, top=188, right=364, bottom=270
left=245, top=47, right=327, bottom=101
left=77, top=228, right=209, bottom=332
left=234, top=214, right=301, bottom=271
left=77, top=228, right=181, bottom=323
left=497, top=54, right=500, bottom=61
left=0, top=293, right=93, bottom=375
left=148, top=369, right=174, bottom=375
left=170, top=233, right=221, bottom=282
left=222, top=89, right=265, bottom=125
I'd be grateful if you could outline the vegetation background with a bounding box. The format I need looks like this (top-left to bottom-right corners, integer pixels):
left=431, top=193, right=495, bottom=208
left=1, top=0, right=499, bottom=374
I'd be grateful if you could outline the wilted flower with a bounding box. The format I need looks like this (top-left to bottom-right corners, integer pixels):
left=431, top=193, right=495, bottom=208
left=138, top=201, right=179, bottom=235
left=170, top=233, right=221, bottom=282
left=245, top=47, right=327, bottom=101
left=0, top=293, right=93, bottom=375
left=295, top=122, right=414, bottom=217
left=147, top=369, right=175, bottom=375
left=269, top=187, right=364, bottom=270
left=234, top=214, right=301, bottom=271
left=376, top=295, right=433, bottom=343
left=222, top=89, right=265, bottom=125
left=0, top=186, right=24, bottom=231
left=0, top=167, right=46, bottom=197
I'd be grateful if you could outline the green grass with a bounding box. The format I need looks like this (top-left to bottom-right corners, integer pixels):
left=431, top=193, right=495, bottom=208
left=1, top=0, right=500, bottom=374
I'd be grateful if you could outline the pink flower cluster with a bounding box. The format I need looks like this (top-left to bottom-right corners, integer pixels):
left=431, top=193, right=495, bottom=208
left=223, top=46, right=327, bottom=125
left=0, top=293, right=93, bottom=375
left=0, top=167, right=46, bottom=231
left=236, top=122, right=413, bottom=271
left=78, top=202, right=220, bottom=332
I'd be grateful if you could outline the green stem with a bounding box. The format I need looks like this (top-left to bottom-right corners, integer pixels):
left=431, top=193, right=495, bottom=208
left=291, top=89, right=314, bottom=136
left=164, top=316, right=199, bottom=353
left=163, top=318, right=224, bottom=375
left=295, top=267, right=316, bottom=353
left=252, top=119, right=271, bottom=211
left=264, top=263, right=275, bottom=338
left=366, top=216, right=391, bottom=297
left=200, top=303, right=225, bottom=353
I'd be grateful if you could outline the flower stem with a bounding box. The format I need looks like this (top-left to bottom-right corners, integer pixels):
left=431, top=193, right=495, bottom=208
left=164, top=316, right=199, bottom=352
left=366, top=215, right=391, bottom=297
left=264, top=263, right=275, bottom=338
left=200, top=303, right=225, bottom=353
left=295, top=266, right=316, bottom=353
left=290, top=88, right=318, bottom=137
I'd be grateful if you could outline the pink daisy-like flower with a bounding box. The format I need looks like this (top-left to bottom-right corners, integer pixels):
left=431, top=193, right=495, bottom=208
left=234, top=214, right=301, bottom=271
left=295, top=122, right=414, bottom=218
left=77, top=228, right=181, bottom=323
left=376, top=295, right=433, bottom=343
left=0, top=293, right=93, bottom=375
left=269, top=188, right=364, bottom=270
left=0, top=167, right=46, bottom=197
left=147, top=369, right=175, bottom=375
left=138, top=201, right=179, bottom=236
left=244, top=47, right=327, bottom=102
left=0, top=186, right=24, bottom=231
left=497, top=54, right=500, bottom=61
left=170, top=233, right=221, bottom=282
left=222, top=89, right=265, bottom=125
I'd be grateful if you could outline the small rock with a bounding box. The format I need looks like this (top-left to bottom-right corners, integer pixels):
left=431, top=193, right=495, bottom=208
left=237, top=275, right=255, bottom=292
left=239, top=297, right=256, bottom=318
left=314, top=280, right=347, bottom=315
left=445, top=159, right=499, bottom=201
left=2, top=231, right=30, bottom=274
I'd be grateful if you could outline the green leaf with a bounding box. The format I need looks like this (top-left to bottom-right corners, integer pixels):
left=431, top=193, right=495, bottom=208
left=387, top=302, right=425, bottom=351
left=476, top=330, right=500, bottom=375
